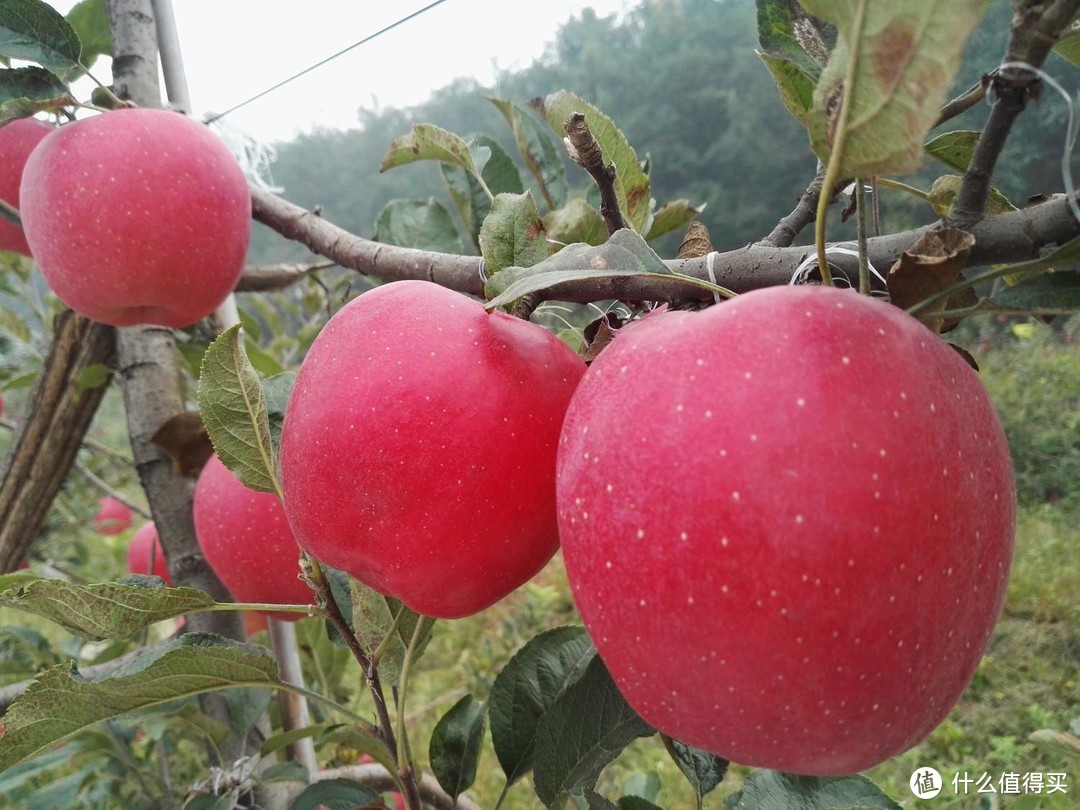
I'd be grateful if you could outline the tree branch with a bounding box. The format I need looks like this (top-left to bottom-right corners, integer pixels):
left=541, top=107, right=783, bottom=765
left=316, top=764, right=482, bottom=810
left=0, top=310, right=115, bottom=573
left=251, top=186, right=1080, bottom=305
left=564, top=112, right=626, bottom=234
left=760, top=165, right=826, bottom=248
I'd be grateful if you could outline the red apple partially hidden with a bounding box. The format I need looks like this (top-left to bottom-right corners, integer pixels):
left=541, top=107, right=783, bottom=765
left=0, top=117, right=52, bottom=256
left=279, top=280, right=586, bottom=619
left=557, top=285, right=1016, bottom=775
left=127, top=522, right=172, bottom=585
left=193, top=454, right=314, bottom=621
left=19, top=108, right=250, bottom=327
left=94, top=496, right=133, bottom=535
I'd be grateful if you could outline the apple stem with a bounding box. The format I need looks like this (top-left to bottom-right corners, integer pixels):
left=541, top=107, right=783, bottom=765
left=396, top=616, right=436, bottom=810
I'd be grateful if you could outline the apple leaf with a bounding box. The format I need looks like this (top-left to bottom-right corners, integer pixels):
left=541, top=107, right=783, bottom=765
left=924, top=130, right=980, bottom=172
left=927, top=174, right=1016, bottom=217
left=545, top=199, right=608, bottom=247
left=533, top=654, right=654, bottom=804
left=350, top=579, right=434, bottom=685
left=64, top=0, right=109, bottom=70
left=0, top=576, right=217, bottom=640
left=662, top=735, right=729, bottom=801
left=0, top=634, right=281, bottom=773
left=645, top=199, right=704, bottom=242
left=282, top=777, right=383, bottom=809
left=722, top=771, right=900, bottom=809
left=440, top=135, right=525, bottom=251
left=379, top=123, right=480, bottom=177
left=988, top=270, right=1080, bottom=314
left=0, top=65, right=70, bottom=123
left=0, top=0, right=82, bottom=74
left=757, top=51, right=816, bottom=127
left=262, top=370, right=295, bottom=458
left=429, top=694, right=487, bottom=803
left=529, top=90, right=653, bottom=235
left=485, top=228, right=725, bottom=312
left=479, top=191, right=550, bottom=274
left=198, top=323, right=279, bottom=496
left=1054, top=17, right=1080, bottom=67
left=489, top=626, right=597, bottom=787
left=755, top=0, right=830, bottom=80
left=489, top=96, right=568, bottom=209
left=372, top=198, right=463, bottom=254
left=803, top=0, right=987, bottom=177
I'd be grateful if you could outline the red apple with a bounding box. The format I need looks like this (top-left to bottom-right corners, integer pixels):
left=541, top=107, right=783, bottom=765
left=557, top=285, right=1015, bottom=776
left=127, top=522, right=172, bottom=585
left=279, top=280, right=586, bottom=619
left=18, top=108, right=250, bottom=327
left=0, top=117, right=52, bottom=256
left=243, top=611, right=269, bottom=638
left=193, top=454, right=314, bottom=621
left=94, top=495, right=134, bottom=535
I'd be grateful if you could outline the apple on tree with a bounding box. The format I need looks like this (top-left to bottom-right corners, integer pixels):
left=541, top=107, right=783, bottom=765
left=279, top=280, right=587, bottom=619
left=127, top=522, right=172, bottom=585
left=18, top=108, right=251, bottom=328
left=193, top=454, right=314, bottom=620
left=94, top=495, right=134, bottom=535
left=557, top=285, right=1016, bottom=776
left=0, top=117, right=52, bottom=256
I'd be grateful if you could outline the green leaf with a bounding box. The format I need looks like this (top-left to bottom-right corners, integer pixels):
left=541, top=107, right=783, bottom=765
left=617, top=797, right=664, bottom=810
left=756, top=0, right=829, bottom=79
left=757, top=51, right=816, bottom=127
left=489, top=626, right=597, bottom=787
left=529, top=90, right=653, bottom=234
left=0, top=65, right=69, bottom=123
left=262, top=370, right=296, bottom=458
left=242, top=336, right=285, bottom=377
left=485, top=229, right=695, bottom=312
left=479, top=191, right=550, bottom=273
left=260, top=723, right=335, bottom=758
left=0, top=0, right=81, bottom=74
left=544, top=199, right=607, bottom=247
left=429, top=694, right=487, bottom=802
left=924, top=129, right=980, bottom=172
left=645, top=199, right=704, bottom=242
left=473, top=133, right=526, bottom=197
left=198, top=323, right=279, bottom=496
left=927, top=174, right=1016, bottom=217
left=350, top=579, right=434, bottom=685
left=0, top=577, right=216, bottom=640
left=490, top=96, right=568, bottom=209
left=989, top=270, right=1080, bottom=314
left=803, top=0, right=988, bottom=176
left=287, top=778, right=381, bottom=810
left=440, top=135, right=525, bottom=251
left=663, top=735, right=729, bottom=801
left=379, top=123, right=480, bottom=177
left=372, top=198, right=463, bottom=254
left=0, top=634, right=281, bottom=772
left=258, top=760, right=310, bottom=784
left=1054, top=18, right=1080, bottom=66
left=533, top=654, right=654, bottom=805
left=73, top=362, right=111, bottom=394
left=64, top=0, right=109, bottom=69
left=723, top=771, right=900, bottom=809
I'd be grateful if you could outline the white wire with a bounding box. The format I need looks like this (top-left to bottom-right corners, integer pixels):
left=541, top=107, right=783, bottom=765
left=705, top=251, right=721, bottom=304
left=790, top=245, right=885, bottom=287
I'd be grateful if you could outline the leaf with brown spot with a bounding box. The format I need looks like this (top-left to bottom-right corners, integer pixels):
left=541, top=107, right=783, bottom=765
left=888, top=228, right=974, bottom=333
left=803, top=0, right=988, bottom=176
left=151, top=411, right=213, bottom=477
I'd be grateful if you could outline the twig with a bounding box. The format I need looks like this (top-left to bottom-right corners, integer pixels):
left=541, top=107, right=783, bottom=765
left=933, top=80, right=987, bottom=129
left=74, top=460, right=152, bottom=520
left=316, top=764, right=482, bottom=810
left=854, top=180, right=871, bottom=295
left=760, top=165, right=826, bottom=248
left=235, top=261, right=335, bottom=293
left=949, top=0, right=1080, bottom=230
left=563, top=112, right=627, bottom=234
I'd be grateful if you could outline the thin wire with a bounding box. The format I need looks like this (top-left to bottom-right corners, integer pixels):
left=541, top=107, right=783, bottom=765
left=205, top=0, right=451, bottom=124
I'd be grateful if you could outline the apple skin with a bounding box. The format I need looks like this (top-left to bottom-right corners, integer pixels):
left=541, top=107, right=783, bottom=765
left=193, top=454, right=314, bottom=621
left=94, top=496, right=134, bottom=535
left=556, top=285, right=1016, bottom=776
left=279, top=280, right=587, bottom=619
left=127, top=522, right=172, bottom=585
left=19, top=108, right=250, bottom=328
left=0, top=118, right=52, bottom=256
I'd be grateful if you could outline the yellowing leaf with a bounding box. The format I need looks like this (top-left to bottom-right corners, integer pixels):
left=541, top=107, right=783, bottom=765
left=804, top=0, right=988, bottom=176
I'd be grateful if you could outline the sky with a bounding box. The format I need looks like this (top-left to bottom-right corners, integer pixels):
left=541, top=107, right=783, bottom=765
left=51, top=0, right=630, bottom=144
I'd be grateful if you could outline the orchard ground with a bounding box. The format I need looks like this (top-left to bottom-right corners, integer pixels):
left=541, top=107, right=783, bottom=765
left=0, top=319, right=1076, bottom=807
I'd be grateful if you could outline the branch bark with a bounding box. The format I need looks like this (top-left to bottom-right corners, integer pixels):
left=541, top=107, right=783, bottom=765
left=316, top=765, right=482, bottom=810
left=0, top=310, right=115, bottom=572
